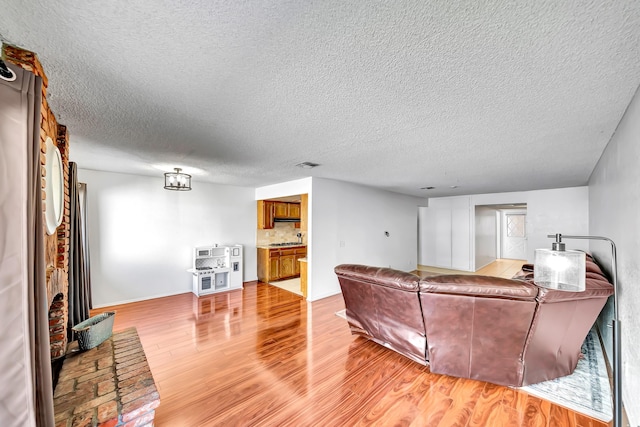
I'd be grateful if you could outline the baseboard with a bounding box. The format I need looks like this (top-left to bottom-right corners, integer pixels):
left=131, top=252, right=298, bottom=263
left=92, top=280, right=260, bottom=308
left=92, top=290, right=192, bottom=308
left=307, top=289, right=341, bottom=302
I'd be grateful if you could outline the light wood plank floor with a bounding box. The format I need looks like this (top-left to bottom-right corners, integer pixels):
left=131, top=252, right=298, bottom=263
left=416, top=258, right=528, bottom=279
left=92, top=277, right=607, bottom=426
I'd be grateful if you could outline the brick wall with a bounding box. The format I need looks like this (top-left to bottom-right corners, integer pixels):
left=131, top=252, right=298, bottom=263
left=3, top=44, right=71, bottom=360
left=54, top=328, right=160, bottom=427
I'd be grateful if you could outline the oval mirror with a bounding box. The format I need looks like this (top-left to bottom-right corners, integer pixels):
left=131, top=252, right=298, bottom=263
left=45, top=137, right=64, bottom=235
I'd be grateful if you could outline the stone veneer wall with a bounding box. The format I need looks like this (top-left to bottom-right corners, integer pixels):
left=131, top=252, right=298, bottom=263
left=256, top=222, right=306, bottom=246
left=2, top=44, right=71, bottom=360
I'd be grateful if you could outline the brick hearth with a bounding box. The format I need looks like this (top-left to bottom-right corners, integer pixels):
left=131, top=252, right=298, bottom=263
left=54, top=328, right=160, bottom=427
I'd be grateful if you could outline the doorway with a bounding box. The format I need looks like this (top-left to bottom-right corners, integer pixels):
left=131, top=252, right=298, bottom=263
left=474, top=203, right=527, bottom=270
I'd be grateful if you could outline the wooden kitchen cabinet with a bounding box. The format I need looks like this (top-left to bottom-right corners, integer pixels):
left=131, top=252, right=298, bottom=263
left=257, top=201, right=275, bottom=229
left=280, top=255, right=296, bottom=278
left=257, top=246, right=307, bottom=283
left=258, top=247, right=280, bottom=282
left=279, top=248, right=296, bottom=279
left=288, top=203, right=301, bottom=219
left=274, top=202, right=301, bottom=219
left=269, top=256, right=280, bottom=281
left=274, top=202, right=288, bottom=218
left=258, top=201, right=302, bottom=229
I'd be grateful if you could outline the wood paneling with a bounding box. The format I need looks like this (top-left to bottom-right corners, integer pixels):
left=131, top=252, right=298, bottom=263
left=92, top=284, right=608, bottom=427
left=299, top=260, right=307, bottom=298
left=300, top=194, right=308, bottom=232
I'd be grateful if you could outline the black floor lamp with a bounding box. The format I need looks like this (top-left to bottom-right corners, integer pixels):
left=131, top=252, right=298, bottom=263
left=534, top=234, right=621, bottom=427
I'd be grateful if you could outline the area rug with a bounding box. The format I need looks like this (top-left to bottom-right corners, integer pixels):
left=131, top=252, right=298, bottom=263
left=519, top=328, right=612, bottom=422
left=334, top=310, right=611, bottom=421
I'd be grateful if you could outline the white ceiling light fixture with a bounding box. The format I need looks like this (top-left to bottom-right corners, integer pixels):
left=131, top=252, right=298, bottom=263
left=164, top=167, right=192, bottom=191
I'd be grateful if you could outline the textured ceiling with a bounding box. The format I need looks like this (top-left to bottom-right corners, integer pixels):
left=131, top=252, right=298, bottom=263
left=2, top=1, right=639, bottom=197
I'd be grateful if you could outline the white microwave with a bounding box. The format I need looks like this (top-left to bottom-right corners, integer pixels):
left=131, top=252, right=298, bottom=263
left=195, top=246, right=228, bottom=259
left=195, top=246, right=213, bottom=258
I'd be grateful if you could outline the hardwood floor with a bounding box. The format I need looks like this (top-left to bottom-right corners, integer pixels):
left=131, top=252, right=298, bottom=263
left=92, top=279, right=608, bottom=427
left=416, top=258, right=528, bottom=279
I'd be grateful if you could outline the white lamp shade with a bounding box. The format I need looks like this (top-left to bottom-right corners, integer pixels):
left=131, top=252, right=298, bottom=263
left=534, top=249, right=586, bottom=291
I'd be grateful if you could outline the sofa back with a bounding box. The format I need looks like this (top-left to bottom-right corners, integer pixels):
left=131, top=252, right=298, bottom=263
left=419, top=275, right=539, bottom=386
left=334, top=264, right=427, bottom=364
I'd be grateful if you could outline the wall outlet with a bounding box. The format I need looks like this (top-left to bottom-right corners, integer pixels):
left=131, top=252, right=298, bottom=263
left=339, top=240, right=345, bottom=248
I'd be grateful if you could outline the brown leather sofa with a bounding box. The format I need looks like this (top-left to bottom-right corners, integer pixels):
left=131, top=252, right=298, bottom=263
left=334, top=255, right=613, bottom=387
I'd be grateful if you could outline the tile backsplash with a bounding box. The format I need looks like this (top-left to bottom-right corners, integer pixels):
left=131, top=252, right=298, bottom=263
left=257, top=222, right=305, bottom=246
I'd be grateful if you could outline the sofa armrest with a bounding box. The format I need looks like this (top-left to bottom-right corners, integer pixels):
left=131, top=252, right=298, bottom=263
left=536, top=278, right=613, bottom=302
left=334, top=264, right=420, bottom=292
left=419, top=275, right=538, bottom=301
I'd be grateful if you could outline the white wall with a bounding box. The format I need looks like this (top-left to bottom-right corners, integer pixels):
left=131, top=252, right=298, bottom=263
left=588, top=87, right=640, bottom=426
left=470, top=188, right=590, bottom=267
left=311, top=178, right=426, bottom=301
left=255, top=177, right=312, bottom=200
left=422, top=187, right=589, bottom=271
left=79, top=169, right=257, bottom=307
left=475, top=206, right=497, bottom=269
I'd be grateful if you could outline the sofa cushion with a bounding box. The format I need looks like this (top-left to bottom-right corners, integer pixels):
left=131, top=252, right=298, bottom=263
left=419, top=275, right=538, bottom=301
left=334, top=264, right=421, bottom=292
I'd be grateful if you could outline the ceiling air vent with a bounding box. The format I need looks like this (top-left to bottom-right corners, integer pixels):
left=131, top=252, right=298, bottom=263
left=296, top=162, right=320, bottom=169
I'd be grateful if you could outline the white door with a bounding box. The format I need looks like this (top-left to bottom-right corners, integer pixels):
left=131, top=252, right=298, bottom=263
left=501, top=210, right=527, bottom=259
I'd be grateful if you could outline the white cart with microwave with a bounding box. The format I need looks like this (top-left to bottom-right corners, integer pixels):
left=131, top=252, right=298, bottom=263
left=190, top=244, right=243, bottom=296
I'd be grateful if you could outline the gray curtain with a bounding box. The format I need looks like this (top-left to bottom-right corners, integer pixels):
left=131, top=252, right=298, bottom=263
left=0, top=60, right=55, bottom=426
left=68, top=162, right=91, bottom=334
left=79, top=183, right=92, bottom=309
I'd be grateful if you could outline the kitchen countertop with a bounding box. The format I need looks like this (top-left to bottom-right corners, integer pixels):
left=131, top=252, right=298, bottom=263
left=257, top=244, right=307, bottom=249
left=187, top=267, right=230, bottom=273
